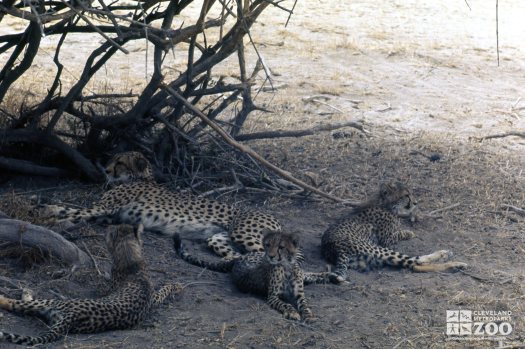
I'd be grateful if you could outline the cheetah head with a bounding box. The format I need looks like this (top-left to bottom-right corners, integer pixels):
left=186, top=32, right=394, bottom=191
left=378, top=181, right=417, bottom=219
left=106, top=224, right=145, bottom=276
left=104, top=151, right=154, bottom=185
left=263, top=231, right=300, bottom=266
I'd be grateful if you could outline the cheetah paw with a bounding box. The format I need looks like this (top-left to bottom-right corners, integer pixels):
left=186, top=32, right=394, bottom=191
left=21, top=288, right=33, bottom=302
left=283, top=310, right=301, bottom=321
left=302, top=314, right=317, bottom=323
left=38, top=204, right=60, bottom=215
left=419, top=250, right=453, bottom=264
left=400, top=230, right=416, bottom=240
left=439, top=250, right=454, bottom=261
left=328, top=273, right=347, bottom=285
left=449, top=261, right=468, bottom=270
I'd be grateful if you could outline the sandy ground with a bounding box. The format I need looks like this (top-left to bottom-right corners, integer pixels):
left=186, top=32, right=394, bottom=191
left=1, top=0, right=525, bottom=348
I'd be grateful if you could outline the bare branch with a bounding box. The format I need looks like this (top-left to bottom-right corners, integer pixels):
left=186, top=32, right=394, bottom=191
left=478, top=131, right=525, bottom=141
left=0, top=156, right=70, bottom=177
left=162, top=84, right=350, bottom=204
left=235, top=121, right=367, bottom=141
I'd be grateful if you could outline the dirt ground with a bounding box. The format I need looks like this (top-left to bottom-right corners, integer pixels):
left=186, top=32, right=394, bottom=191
left=1, top=0, right=525, bottom=348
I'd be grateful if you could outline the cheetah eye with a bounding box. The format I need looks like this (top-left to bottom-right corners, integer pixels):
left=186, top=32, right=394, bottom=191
left=115, top=164, right=127, bottom=175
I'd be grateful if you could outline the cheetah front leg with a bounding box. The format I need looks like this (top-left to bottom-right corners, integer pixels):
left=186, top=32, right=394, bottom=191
left=303, top=272, right=343, bottom=285
left=412, top=262, right=468, bottom=272
left=267, top=267, right=300, bottom=321
left=413, top=250, right=468, bottom=272
left=331, top=254, right=351, bottom=282
left=292, top=267, right=314, bottom=321
left=207, top=233, right=241, bottom=260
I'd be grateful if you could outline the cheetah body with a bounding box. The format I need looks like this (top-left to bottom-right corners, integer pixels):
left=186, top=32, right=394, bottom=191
left=176, top=232, right=336, bottom=321
left=0, top=224, right=176, bottom=346
left=44, top=152, right=281, bottom=259
left=321, top=182, right=467, bottom=279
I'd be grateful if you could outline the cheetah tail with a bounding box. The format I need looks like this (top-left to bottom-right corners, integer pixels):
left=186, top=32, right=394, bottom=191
left=175, top=239, right=233, bottom=273
left=0, top=330, right=62, bottom=345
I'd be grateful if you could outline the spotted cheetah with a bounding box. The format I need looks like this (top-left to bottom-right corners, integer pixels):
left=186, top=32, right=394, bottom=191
left=321, top=181, right=467, bottom=280
left=175, top=231, right=339, bottom=321
left=41, top=151, right=281, bottom=259
left=0, top=224, right=177, bottom=346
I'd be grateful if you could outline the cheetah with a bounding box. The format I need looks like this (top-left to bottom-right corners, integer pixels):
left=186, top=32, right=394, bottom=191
left=321, top=181, right=467, bottom=281
left=175, top=231, right=339, bottom=321
left=41, top=151, right=281, bottom=260
left=0, top=224, right=177, bottom=346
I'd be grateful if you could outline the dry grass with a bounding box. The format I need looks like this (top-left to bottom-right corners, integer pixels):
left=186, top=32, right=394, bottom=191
left=1, top=0, right=525, bottom=347
left=0, top=191, right=44, bottom=224
left=367, top=30, right=390, bottom=41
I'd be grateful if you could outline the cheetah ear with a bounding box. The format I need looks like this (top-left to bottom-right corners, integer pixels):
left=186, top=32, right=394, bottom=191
left=134, top=155, right=148, bottom=172
left=261, top=229, right=275, bottom=242
left=289, top=233, right=300, bottom=248
left=379, top=181, right=395, bottom=196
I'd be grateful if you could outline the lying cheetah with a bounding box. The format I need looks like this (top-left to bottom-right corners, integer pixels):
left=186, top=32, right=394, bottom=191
left=175, top=231, right=339, bottom=321
left=42, top=151, right=281, bottom=259
left=321, top=181, right=467, bottom=280
left=0, top=224, right=176, bottom=346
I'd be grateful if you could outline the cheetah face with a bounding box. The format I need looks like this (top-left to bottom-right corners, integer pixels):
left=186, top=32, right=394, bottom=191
left=263, top=231, right=299, bottom=265
left=104, top=151, right=153, bottom=185
left=379, top=181, right=417, bottom=218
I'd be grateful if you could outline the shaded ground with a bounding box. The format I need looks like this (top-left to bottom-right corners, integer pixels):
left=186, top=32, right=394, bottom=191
left=1, top=0, right=525, bottom=348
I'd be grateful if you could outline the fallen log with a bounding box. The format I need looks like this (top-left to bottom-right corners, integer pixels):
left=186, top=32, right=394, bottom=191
left=0, top=156, right=70, bottom=177
left=0, top=219, right=93, bottom=267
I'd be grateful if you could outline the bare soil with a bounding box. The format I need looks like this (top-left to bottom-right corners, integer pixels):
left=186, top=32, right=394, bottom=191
left=1, top=1, right=525, bottom=348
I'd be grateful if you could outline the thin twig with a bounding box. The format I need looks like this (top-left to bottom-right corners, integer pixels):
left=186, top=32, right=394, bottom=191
left=60, top=0, right=129, bottom=54
left=180, top=281, right=218, bottom=290
left=501, top=204, right=525, bottom=216
left=0, top=275, right=24, bottom=289
left=497, top=344, right=525, bottom=349
left=302, top=96, right=344, bottom=113
left=81, top=241, right=103, bottom=277
left=426, top=203, right=461, bottom=216
left=496, top=0, right=499, bottom=66
left=478, top=131, right=525, bottom=141
left=285, top=0, right=298, bottom=27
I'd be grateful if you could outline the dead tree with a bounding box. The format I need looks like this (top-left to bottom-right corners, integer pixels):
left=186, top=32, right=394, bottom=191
left=0, top=0, right=362, bottom=202
left=0, top=1, right=283, bottom=175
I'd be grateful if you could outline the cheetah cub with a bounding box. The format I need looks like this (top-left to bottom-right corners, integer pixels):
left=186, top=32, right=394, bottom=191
left=41, top=151, right=281, bottom=260
left=0, top=224, right=177, bottom=346
left=175, top=231, right=339, bottom=321
left=322, top=181, right=467, bottom=281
